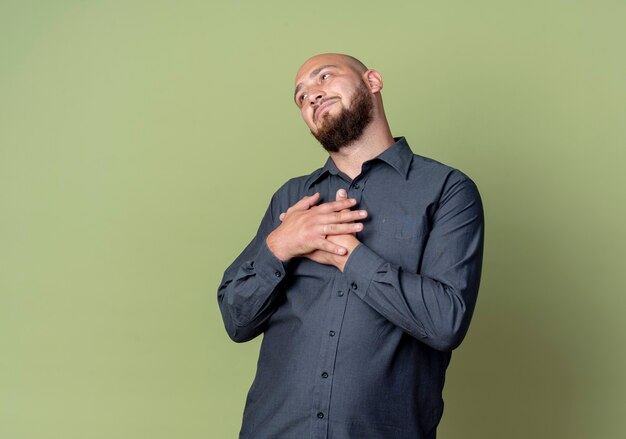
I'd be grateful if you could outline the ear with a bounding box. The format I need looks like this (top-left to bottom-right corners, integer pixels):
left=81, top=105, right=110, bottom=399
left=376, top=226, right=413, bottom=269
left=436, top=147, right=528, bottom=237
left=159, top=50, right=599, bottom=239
left=363, top=69, right=383, bottom=93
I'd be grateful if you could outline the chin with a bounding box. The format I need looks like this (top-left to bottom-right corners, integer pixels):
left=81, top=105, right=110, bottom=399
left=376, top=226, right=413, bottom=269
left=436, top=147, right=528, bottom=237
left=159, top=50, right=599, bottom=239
left=315, top=114, right=337, bottom=131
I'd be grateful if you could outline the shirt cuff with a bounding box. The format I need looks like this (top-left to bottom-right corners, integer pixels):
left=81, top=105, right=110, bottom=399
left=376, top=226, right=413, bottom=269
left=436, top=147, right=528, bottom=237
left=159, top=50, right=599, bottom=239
left=343, top=243, right=386, bottom=300
left=254, top=238, right=290, bottom=284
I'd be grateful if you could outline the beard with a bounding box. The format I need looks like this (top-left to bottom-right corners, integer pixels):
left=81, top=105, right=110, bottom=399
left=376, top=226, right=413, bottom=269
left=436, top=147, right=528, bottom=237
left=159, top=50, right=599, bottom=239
left=310, top=83, right=374, bottom=153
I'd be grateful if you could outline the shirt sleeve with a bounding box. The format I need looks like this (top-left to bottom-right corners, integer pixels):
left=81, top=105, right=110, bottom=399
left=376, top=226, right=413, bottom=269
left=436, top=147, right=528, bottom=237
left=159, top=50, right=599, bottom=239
left=342, top=176, right=485, bottom=352
left=217, top=190, right=289, bottom=343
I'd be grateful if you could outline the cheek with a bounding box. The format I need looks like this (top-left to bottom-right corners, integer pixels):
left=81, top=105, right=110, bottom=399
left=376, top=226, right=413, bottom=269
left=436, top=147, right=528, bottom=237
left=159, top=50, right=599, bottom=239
left=301, top=110, right=317, bottom=131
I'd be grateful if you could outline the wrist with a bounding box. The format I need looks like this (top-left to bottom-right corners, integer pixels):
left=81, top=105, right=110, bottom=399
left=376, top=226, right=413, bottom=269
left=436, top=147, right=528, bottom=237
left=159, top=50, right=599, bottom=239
left=266, top=232, right=291, bottom=262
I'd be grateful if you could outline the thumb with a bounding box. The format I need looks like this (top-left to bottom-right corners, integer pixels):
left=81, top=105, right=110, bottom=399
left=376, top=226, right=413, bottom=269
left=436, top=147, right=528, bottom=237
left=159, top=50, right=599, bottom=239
left=335, top=188, right=348, bottom=201
left=336, top=188, right=351, bottom=215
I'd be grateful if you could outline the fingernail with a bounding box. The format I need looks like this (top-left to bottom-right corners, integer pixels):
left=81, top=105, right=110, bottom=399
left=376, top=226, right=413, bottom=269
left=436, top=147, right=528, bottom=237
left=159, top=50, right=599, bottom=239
left=338, top=189, right=347, bottom=198
left=359, top=210, right=367, bottom=217
left=338, top=248, right=346, bottom=255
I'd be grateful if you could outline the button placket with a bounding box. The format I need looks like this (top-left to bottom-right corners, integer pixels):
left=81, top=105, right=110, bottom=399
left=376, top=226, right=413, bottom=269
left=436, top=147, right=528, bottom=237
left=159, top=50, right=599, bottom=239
left=310, top=274, right=350, bottom=438
left=348, top=177, right=366, bottom=204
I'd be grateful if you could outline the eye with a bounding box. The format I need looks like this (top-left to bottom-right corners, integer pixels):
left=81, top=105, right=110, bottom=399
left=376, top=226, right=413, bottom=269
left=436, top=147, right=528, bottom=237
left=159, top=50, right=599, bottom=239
left=299, top=92, right=308, bottom=103
left=321, top=73, right=330, bottom=80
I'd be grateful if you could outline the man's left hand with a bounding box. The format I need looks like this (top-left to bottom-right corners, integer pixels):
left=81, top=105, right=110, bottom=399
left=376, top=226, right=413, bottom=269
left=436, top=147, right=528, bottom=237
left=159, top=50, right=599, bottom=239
left=303, top=232, right=360, bottom=272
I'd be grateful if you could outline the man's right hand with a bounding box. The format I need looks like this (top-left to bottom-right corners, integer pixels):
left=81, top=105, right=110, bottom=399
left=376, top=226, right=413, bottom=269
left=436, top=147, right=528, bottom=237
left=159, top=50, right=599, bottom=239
left=266, top=192, right=367, bottom=262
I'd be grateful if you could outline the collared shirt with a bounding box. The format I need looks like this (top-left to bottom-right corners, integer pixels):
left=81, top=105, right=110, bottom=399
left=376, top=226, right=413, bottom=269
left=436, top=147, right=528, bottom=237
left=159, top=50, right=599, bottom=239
left=217, top=137, right=485, bottom=439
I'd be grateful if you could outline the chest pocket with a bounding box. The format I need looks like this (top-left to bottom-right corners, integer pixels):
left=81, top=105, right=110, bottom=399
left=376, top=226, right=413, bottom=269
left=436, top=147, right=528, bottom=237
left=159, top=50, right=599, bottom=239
left=370, top=214, right=425, bottom=240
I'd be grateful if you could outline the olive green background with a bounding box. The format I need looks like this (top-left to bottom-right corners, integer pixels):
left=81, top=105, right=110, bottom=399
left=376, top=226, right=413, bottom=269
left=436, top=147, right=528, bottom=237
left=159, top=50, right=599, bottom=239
left=1, top=1, right=624, bottom=438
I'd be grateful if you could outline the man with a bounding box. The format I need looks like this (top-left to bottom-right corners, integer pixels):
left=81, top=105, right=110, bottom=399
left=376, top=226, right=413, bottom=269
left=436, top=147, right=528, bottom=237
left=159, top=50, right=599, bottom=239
left=217, top=53, right=484, bottom=438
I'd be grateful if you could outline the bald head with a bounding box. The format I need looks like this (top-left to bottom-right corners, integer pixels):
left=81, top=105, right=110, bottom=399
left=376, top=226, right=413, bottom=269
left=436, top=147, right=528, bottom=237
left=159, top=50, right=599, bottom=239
left=330, top=53, right=368, bottom=74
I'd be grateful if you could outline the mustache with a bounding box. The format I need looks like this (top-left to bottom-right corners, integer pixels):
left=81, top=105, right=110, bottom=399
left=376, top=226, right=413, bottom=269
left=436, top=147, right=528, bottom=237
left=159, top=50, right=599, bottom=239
left=314, top=98, right=338, bottom=120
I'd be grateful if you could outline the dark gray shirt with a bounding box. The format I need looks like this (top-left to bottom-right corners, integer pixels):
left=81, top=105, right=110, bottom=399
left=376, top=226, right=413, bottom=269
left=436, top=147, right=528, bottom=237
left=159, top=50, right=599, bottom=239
left=217, top=137, right=484, bottom=439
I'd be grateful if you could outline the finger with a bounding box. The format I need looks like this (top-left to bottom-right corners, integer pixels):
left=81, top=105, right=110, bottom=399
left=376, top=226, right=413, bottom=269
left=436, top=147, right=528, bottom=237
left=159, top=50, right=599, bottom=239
left=321, top=222, right=364, bottom=235
left=315, top=198, right=358, bottom=214
left=286, top=192, right=321, bottom=214
left=302, top=250, right=330, bottom=266
left=320, top=209, right=368, bottom=224
left=299, top=192, right=321, bottom=208
left=314, top=237, right=347, bottom=255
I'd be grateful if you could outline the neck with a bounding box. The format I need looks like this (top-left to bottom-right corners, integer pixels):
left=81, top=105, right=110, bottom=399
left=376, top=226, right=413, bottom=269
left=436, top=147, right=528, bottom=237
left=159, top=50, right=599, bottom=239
left=328, top=118, right=395, bottom=180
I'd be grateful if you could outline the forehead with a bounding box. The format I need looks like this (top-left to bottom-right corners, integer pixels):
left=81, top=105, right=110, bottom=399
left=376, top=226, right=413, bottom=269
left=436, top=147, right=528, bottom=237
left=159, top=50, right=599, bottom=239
left=294, top=55, right=351, bottom=84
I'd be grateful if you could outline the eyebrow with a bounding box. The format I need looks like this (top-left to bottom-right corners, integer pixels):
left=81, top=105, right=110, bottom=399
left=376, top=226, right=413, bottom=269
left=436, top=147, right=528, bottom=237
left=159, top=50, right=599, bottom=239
left=294, top=64, right=337, bottom=103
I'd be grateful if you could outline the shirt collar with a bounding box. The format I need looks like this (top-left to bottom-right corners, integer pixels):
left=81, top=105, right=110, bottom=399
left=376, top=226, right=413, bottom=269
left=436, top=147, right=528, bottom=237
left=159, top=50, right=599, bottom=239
left=307, top=136, right=413, bottom=189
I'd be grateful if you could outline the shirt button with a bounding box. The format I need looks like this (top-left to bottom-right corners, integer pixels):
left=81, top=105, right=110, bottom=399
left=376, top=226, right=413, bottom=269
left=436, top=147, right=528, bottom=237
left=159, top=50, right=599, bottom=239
left=337, top=290, right=344, bottom=297
left=321, top=372, right=329, bottom=378
left=274, top=271, right=281, bottom=278
left=329, top=330, right=335, bottom=337
left=317, top=412, right=324, bottom=419
left=351, top=282, right=358, bottom=290
left=354, top=183, right=360, bottom=189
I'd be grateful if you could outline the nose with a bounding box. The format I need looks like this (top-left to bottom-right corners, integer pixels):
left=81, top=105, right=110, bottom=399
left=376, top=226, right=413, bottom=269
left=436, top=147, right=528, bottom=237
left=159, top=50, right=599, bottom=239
left=306, top=89, right=325, bottom=106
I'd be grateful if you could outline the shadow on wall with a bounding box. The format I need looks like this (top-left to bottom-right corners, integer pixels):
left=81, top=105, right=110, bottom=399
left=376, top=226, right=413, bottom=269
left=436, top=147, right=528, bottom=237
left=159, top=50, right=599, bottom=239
left=442, top=191, right=598, bottom=439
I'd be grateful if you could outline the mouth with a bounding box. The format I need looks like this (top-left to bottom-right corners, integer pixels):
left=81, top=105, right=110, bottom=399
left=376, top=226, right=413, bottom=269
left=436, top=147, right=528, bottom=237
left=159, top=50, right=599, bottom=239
left=314, top=98, right=338, bottom=121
